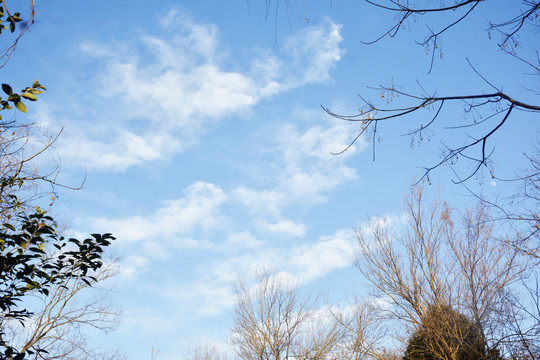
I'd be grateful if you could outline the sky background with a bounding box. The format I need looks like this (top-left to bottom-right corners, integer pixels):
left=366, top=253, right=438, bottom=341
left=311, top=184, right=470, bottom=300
left=3, top=1, right=539, bottom=359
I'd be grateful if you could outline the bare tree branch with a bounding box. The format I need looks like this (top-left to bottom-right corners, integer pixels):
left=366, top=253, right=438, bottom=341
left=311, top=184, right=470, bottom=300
left=0, top=0, right=35, bottom=69
left=324, top=86, right=538, bottom=182
left=354, top=183, right=538, bottom=358
left=2, top=260, right=124, bottom=359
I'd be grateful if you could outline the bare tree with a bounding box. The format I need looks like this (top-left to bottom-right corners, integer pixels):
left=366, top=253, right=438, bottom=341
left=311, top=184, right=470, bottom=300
left=354, top=183, right=536, bottom=358
left=0, top=2, right=122, bottom=359
left=0, top=122, right=66, bottom=218
left=324, top=87, right=539, bottom=184
left=403, top=303, right=488, bottom=359
left=231, top=270, right=393, bottom=360
left=185, top=342, right=228, bottom=360
left=1, top=259, right=124, bottom=360
left=491, top=147, right=540, bottom=260
left=0, top=1, right=70, bottom=219
left=329, top=297, right=390, bottom=360
left=231, top=270, right=344, bottom=360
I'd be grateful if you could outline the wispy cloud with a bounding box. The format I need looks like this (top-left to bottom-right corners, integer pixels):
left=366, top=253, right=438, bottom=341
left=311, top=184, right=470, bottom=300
left=288, top=229, right=355, bottom=284
left=154, top=227, right=356, bottom=319
left=231, top=119, right=363, bottom=215
left=118, top=255, right=151, bottom=281
left=53, top=11, right=344, bottom=171
left=86, top=181, right=227, bottom=244
left=231, top=188, right=287, bottom=216
left=282, top=20, right=344, bottom=86
left=62, top=8, right=362, bottom=329
left=60, top=129, right=185, bottom=171
left=256, top=219, right=307, bottom=237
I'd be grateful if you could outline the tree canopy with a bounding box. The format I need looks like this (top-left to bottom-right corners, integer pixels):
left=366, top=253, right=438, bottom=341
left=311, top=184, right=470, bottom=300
left=403, top=304, right=490, bottom=360
left=0, top=2, right=117, bottom=359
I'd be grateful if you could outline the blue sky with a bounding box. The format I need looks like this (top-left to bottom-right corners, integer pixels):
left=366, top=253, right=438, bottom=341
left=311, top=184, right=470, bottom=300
left=5, top=1, right=539, bottom=358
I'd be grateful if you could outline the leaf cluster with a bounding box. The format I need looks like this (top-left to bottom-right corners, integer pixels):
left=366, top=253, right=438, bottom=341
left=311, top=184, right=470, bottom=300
left=0, top=7, right=21, bottom=35
left=0, top=80, right=46, bottom=118
left=0, top=181, right=115, bottom=360
left=0, top=2, right=117, bottom=358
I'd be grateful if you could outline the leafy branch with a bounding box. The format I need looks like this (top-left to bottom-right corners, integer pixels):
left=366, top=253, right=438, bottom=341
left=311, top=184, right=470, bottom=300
left=0, top=80, right=46, bottom=117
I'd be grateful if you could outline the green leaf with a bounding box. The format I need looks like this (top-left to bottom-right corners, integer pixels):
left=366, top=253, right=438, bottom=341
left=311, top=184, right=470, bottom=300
left=3, top=223, right=15, bottom=231
left=2, top=83, right=12, bottom=95
left=21, top=92, right=37, bottom=101
left=32, top=80, right=46, bottom=90
left=8, top=94, right=20, bottom=101
left=14, top=100, right=27, bottom=113
left=29, top=89, right=44, bottom=95
left=9, top=21, right=14, bottom=32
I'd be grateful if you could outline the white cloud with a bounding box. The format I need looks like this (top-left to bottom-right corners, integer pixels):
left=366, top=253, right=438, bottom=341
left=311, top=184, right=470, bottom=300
left=78, top=41, right=119, bottom=58
left=275, top=121, right=361, bottom=204
left=282, top=20, right=344, bottom=86
left=282, top=167, right=358, bottom=202
left=231, top=187, right=287, bottom=216
left=289, top=229, right=356, bottom=284
left=357, top=213, right=406, bottom=235
left=172, top=228, right=356, bottom=315
left=101, top=60, right=262, bottom=122
left=60, top=129, right=186, bottom=171
left=86, top=181, right=227, bottom=243
left=225, top=231, right=262, bottom=248
left=64, top=12, right=360, bottom=325
left=56, top=12, right=344, bottom=171
left=121, top=305, right=181, bottom=334
left=173, top=281, right=237, bottom=316
left=119, top=255, right=150, bottom=281
left=229, top=119, right=363, bottom=217
left=257, top=219, right=307, bottom=237
left=279, top=122, right=362, bottom=163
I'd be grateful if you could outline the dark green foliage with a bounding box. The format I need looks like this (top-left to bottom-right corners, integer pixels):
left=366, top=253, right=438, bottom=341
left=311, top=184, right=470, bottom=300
left=0, top=187, right=115, bottom=359
left=403, top=304, right=500, bottom=360
left=0, top=7, right=21, bottom=35
left=0, top=2, right=116, bottom=358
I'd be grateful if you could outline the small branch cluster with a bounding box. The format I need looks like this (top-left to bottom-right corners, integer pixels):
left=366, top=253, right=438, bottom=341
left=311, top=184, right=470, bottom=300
left=324, top=1, right=540, bottom=182
left=325, top=86, right=539, bottom=183
left=231, top=271, right=391, bottom=360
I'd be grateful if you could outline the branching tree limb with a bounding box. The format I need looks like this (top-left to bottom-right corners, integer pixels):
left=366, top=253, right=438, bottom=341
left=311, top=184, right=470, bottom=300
left=324, top=86, right=539, bottom=183
left=3, top=261, right=124, bottom=359
left=0, top=0, right=35, bottom=69
left=354, top=183, right=538, bottom=358
left=321, top=1, right=540, bottom=181
left=231, top=270, right=388, bottom=360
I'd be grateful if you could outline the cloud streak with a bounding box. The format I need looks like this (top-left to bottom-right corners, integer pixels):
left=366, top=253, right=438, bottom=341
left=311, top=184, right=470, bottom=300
left=88, top=181, right=227, bottom=244
left=56, top=12, right=344, bottom=171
